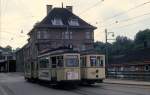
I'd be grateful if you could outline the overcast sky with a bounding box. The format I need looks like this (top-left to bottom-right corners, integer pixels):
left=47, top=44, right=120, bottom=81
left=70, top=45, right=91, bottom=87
left=0, top=0, right=150, bottom=49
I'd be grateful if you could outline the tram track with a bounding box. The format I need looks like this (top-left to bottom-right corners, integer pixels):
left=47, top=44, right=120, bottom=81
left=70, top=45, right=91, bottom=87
left=72, top=88, right=105, bottom=95
left=0, top=83, right=15, bottom=95
left=71, top=84, right=147, bottom=95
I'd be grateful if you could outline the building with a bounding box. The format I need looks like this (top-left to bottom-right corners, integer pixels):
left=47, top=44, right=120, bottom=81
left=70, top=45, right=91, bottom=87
left=16, top=5, right=97, bottom=72
left=0, top=47, right=16, bottom=72
left=107, top=48, right=150, bottom=81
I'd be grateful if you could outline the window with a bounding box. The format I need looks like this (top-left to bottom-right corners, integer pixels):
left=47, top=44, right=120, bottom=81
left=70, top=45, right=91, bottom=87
left=97, top=56, right=103, bottom=67
left=62, top=32, right=64, bottom=39
left=65, top=32, right=69, bottom=39
left=62, top=31, right=72, bottom=39
left=39, top=57, right=49, bottom=68
left=66, top=55, right=79, bottom=67
left=37, top=31, right=41, bottom=39
left=91, top=32, right=94, bottom=39
left=57, top=56, right=64, bottom=67
left=90, top=56, right=97, bottom=67
left=37, top=31, right=49, bottom=39
left=70, top=32, right=72, bottom=39
left=86, top=32, right=90, bottom=39
left=43, top=31, right=49, bottom=39
left=90, top=56, right=104, bottom=67
left=68, top=19, right=79, bottom=26
left=51, top=18, right=63, bottom=25
left=145, top=65, right=150, bottom=71
left=7, top=56, right=13, bottom=60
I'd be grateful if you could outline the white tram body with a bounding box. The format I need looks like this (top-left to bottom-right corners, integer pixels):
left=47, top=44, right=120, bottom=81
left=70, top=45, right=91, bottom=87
left=80, top=52, right=105, bottom=84
left=24, top=49, right=81, bottom=85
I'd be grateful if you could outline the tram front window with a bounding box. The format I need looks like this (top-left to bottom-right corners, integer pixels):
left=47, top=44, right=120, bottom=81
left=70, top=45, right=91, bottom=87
left=90, top=56, right=97, bottom=67
left=66, top=55, right=79, bottom=67
left=90, top=56, right=104, bottom=67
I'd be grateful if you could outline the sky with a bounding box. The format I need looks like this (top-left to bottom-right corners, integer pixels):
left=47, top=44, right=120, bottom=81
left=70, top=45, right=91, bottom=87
left=0, top=0, right=150, bottom=49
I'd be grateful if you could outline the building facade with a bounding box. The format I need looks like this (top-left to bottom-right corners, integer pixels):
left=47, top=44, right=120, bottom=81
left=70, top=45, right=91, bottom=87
left=16, top=5, right=96, bottom=72
left=0, top=47, right=16, bottom=72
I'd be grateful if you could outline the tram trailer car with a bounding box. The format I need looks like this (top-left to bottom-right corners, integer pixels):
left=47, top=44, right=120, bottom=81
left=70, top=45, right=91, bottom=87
left=80, top=52, right=105, bottom=84
left=24, top=49, right=81, bottom=85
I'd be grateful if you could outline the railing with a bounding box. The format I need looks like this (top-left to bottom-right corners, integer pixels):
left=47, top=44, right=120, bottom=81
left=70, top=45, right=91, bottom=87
left=107, top=71, right=150, bottom=81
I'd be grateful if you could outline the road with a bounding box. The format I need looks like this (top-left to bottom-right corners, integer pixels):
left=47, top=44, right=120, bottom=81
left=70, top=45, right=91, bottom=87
left=0, top=73, right=150, bottom=95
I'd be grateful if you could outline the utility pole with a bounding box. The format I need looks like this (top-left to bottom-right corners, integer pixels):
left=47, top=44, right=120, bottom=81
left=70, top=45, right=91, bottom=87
left=105, top=29, right=115, bottom=77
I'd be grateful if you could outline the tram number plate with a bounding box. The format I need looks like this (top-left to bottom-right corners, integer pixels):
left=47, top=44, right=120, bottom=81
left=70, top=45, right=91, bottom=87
left=67, top=72, right=78, bottom=80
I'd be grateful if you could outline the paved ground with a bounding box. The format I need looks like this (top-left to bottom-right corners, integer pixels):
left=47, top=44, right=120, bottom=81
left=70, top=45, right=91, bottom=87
left=0, top=73, right=150, bottom=95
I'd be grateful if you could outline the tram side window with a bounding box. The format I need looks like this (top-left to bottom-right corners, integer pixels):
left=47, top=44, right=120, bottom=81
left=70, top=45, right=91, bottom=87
left=97, top=56, right=103, bottom=67
left=51, top=57, right=57, bottom=68
left=39, top=57, right=49, bottom=68
left=90, top=56, right=97, bottom=67
left=57, top=56, right=63, bottom=67
left=101, top=59, right=104, bottom=67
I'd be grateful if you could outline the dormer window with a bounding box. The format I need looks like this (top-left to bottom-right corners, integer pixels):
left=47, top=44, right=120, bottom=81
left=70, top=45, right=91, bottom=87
left=68, top=19, right=79, bottom=26
left=51, top=18, right=63, bottom=25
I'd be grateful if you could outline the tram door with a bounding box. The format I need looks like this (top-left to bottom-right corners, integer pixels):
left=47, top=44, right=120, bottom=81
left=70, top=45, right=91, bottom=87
left=31, top=62, right=34, bottom=78
left=51, top=57, right=57, bottom=81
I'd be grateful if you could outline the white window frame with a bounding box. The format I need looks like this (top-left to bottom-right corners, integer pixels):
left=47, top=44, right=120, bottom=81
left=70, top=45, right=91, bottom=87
left=37, top=31, right=41, bottom=39
left=70, top=31, right=72, bottom=39
left=68, top=19, right=79, bottom=26
left=64, top=32, right=69, bottom=39
left=86, top=32, right=90, bottom=39
left=51, top=18, right=63, bottom=25
left=43, top=31, right=49, bottom=39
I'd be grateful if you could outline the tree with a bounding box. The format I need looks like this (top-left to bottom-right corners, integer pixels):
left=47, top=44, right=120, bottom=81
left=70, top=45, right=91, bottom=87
left=112, top=36, right=134, bottom=55
left=134, top=29, right=150, bottom=49
left=94, top=41, right=106, bottom=53
left=5, top=45, right=12, bottom=52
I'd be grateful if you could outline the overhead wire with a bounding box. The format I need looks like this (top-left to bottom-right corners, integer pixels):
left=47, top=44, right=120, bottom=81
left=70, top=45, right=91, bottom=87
left=100, top=11, right=150, bottom=28
left=78, top=0, right=104, bottom=15
left=102, top=0, right=150, bottom=22
left=108, top=17, right=150, bottom=30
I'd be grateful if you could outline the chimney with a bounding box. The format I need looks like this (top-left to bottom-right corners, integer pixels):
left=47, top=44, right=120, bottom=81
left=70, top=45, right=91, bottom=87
left=66, top=6, right=73, bottom=12
left=47, top=5, right=53, bottom=15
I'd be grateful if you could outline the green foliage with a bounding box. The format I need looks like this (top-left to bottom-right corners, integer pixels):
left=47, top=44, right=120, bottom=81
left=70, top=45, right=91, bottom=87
left=94, top=29, right=150, bottom=56
left=4, top=45, right=12, bottom=52
left=112, top=36, right=134, bottom=55
left=134, top=29, right=150, bottom=49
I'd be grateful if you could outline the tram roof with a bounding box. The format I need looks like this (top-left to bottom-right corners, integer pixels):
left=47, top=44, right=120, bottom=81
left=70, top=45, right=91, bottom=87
left=80, top=49, right=105, bottom=55
left=39, top=47, right=79, bottom=57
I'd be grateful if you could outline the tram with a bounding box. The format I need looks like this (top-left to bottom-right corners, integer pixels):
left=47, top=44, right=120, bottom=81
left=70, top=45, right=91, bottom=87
left=80, top=51, right=105, bottom=84
left=24, top=48, right=81, bottom=85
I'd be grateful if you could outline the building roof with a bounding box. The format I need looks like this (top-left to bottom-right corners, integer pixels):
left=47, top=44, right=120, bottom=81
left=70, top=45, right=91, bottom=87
left=110, top=48, right=150, bottom=64
left=35, top=8, right=96, bottom=29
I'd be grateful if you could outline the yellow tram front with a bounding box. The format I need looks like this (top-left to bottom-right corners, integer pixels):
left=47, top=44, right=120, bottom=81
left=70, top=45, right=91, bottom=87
left=80, top=54, right=105, bottom=84
left=38, top=51, right=80, bottom=85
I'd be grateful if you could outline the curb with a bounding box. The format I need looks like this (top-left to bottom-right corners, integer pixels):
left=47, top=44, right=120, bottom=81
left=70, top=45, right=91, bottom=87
left=104, top=82, right=150, bottom=86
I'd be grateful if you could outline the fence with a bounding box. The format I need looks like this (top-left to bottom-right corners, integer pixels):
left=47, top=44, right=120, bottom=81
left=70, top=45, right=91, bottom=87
left=107, top=71, right=150, bottom=81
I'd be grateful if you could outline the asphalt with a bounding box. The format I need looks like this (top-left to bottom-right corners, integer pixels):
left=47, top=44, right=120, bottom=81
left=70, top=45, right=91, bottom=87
left=0, top=73, right=150, bottom=95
